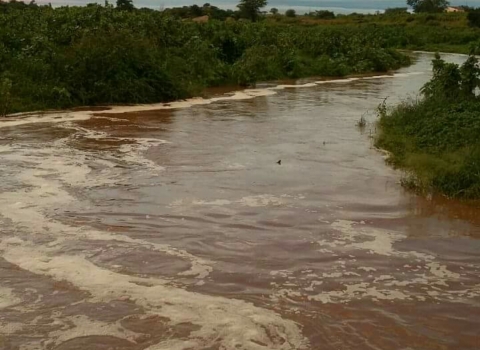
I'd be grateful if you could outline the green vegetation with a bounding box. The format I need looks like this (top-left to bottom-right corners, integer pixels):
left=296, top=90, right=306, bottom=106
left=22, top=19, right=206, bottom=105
left=237, top=0, right=267, bottom=22
left=116, top=0, right=134, bottom=12
left=270, top=8, right=278, bottom=15
left=307, top=10, right=336, bottom=20
left=285, top=9, right=296, bottom=18
left=0, top=0, right=412, bottom=115
left=1, top=0, right=480, bottom=115
left=162, top=3, right=236, bottom=21
left=407, top=0, right=449, bottom=13
left=384, top=7, right=409, bottom=15
left=467, top=9, right=480, bottom=27
left=376, top=53, right=480, bottom=199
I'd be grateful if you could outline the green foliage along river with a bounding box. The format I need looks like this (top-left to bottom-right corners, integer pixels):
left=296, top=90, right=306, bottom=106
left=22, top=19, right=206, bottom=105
left=0, top=1, right=458, bottom=115
left=2, top=1, right=480, bottom=115
left=376, top=53, right=480, bottom=199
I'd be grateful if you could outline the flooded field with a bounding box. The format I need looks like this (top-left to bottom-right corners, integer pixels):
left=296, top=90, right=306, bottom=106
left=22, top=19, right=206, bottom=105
left=0, top=52, right=479, bottom=350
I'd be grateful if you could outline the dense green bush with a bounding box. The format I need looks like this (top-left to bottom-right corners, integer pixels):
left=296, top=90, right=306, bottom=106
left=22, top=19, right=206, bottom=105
left=376, top=53, right=480, bottom=199
left=285, top=9, right=296, bottom=18
left=0, top=1, right=412, bottom=114
left=467, top=9, right=480, bottom=28
left=384, top=7, right=409, bottom=15
left=307, top=10, right=336, bottom=19
left=2, top=1, right=479, bottom=115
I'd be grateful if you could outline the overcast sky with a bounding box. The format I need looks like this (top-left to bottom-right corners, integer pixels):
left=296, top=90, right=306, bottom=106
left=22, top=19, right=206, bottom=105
left=34, top=0, right=480, bottom=13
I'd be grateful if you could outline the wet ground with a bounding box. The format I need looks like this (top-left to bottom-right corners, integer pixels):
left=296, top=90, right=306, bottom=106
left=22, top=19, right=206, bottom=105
left=0, top=52, right=479, bottom=350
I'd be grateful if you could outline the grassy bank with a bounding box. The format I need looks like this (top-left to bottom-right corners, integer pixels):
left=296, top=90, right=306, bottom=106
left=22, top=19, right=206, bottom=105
left=376, top=53, right=480, bottom=199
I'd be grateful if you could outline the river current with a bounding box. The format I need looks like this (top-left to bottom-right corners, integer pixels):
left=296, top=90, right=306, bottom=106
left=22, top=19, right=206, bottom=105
left=0, top=52, right=479, bottom=350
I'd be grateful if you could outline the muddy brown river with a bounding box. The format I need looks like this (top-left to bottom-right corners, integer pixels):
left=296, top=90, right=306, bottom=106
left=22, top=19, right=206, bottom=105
left=1, top=52, right=479, bottom=350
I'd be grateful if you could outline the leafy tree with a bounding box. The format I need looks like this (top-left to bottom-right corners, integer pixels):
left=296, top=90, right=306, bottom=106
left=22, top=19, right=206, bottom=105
left=406, top=0, right=449, bottom=13
left=421, top=53, right=480, bottom=99
left=190, top=4, right=203, bottom=17
left=309, top=10, right=335, bottom=19
left=459, top=54, right=480, bottom=97
left=384, top=7, right=409, bottom=15
left=421, top=53, right=461, bottom=99
left=116, top=0, right=134, bottom=11
left=467, top=9, right=480, bottom=27
left=237, top=0, right=267, bottom=21
left=285, top=9, right=296, bottom=17
left=270, top=7, right=278, bottom=15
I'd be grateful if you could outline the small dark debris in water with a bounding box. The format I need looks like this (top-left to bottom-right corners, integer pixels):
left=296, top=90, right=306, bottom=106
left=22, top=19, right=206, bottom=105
left=323, top=141, right=326, bottom=145
left=277, top=160, right=281, bottom=165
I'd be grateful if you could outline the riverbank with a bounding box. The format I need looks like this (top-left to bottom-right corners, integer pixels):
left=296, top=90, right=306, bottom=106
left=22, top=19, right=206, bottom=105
left=375, top=53, right=480, bottom=200
left=0, top=3, right=414, bottom=116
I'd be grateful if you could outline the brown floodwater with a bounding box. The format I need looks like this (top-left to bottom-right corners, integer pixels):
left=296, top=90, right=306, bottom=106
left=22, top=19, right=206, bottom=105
left=0, top=52, right=479, bottom=350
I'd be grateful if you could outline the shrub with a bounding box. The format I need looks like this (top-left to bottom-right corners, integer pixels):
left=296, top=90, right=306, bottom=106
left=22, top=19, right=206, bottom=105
left=467, top=9, right=480, bottom=28
left=376, top=54, right=480, bottom=199
left=285, top=9, right=296, bottom=18
left=0, top=2, right=412, bottom=114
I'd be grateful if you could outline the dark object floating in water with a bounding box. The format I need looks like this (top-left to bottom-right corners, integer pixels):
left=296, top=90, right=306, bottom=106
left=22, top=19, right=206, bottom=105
left=277, top=160, right=281, bottom=165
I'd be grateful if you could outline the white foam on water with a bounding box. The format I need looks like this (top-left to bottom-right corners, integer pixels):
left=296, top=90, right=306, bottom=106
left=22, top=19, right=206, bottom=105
left=0, top=88, right=278, bottom=129
left=172, top=193, right=303, bottom=209
left=46, top=315, right=139, bottom=349
left=0, top=68, right=432, bottom=130
left=289, top=220, right=479, bottom=305
left=329, top=220, right=405, bottom=256
left=97, top=88, right=278, bottom=116
left=362, top=75, right=394, bottom=80
left=117, top=139, right=169, bottom=171
left=315, top=78, right=360, bottom=84
left=0, top=126, right=308, bottom=349
left=0, top=286, right=20, bottom=309
left=2, top=314, right=142, bottom=350
left=273, top=83, right=318, bottom=89
left=2, top=242, right=307, bottom=350
left=308, top=283, right=410, bottom=304
left=269, top=218, right=478, bottom=307
left=393, top=72, right=425, bottom=77
left=0, top=111, right=93, bottom=129
left=238, top=194, right=285, bottom=207
left=427, top=261, right=461, bottom=280
left=191, top=199, right=234, bottom=206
